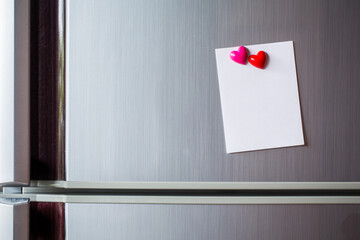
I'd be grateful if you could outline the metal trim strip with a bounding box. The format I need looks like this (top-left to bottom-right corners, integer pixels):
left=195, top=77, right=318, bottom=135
left=29, top=180, right=360, bottom=190
left=2, top=193, right=360, bottom=205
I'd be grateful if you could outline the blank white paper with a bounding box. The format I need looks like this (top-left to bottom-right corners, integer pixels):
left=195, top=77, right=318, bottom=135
left=215, top=41, right=304, bottom=153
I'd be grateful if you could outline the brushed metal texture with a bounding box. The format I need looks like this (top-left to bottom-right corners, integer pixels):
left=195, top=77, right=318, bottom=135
left=28, top=180, right=360, bottom=190
left=66, top=204, right=360, bottom=240
left=66, top=0, right=360, bottom=182
left=0, top=199, right=29, bottom=240
left=0, top=0, right=30, bottom=185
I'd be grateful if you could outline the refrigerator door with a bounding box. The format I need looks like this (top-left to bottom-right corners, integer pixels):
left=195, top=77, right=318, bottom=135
left=0, top=199, right=29, bottom=240
left=65, top=0, right=360, bottom=182
left=0, top=0, right=30, bottom=186
left=66, top=203, right=360, bottom=240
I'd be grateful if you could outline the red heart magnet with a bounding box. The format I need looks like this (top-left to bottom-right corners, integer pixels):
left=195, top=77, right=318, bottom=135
left=249, top=51, right=267, bottom=69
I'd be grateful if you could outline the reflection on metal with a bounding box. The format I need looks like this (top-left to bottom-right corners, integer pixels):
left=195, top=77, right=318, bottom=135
left=57, top=0, right=66, bottom=180
left=2, top=187, right=22, bottom=194
left=0, top=198, right=29, bottom=240
left=2, top=193, right=360, bottom=205
left=0, top=0, right=30, bottom=186
left=8, top=181, right=358, bottom=204
left=0, top=198, right=28, bottom=205
left=64, top=0, right=360, bottom=183
left=29, top=180, right=360, bottom=190
left=66, top=203, right=360, bottom=240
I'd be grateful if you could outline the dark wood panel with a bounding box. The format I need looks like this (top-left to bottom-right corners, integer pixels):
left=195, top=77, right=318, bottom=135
left=30, top=0, right=65, bottom=180
left=30, top=202, right=65, bottom=240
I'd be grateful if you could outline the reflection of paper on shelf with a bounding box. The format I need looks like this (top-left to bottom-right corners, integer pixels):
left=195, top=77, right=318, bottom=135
left=215, top=41, right=304, bottom=153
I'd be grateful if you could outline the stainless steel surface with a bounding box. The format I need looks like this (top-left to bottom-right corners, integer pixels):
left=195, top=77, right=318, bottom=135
left=3, top=187, right=21, bottom=194
left=0, top=0, right=15, bottom=184
left=27, top=180, right=360, bottom=190
left=0, top=199, right=29, bottom=240
left=66, top=204, right=360, bottom=240
left=4, top=190, right=360, bottom=204
left=66, top=0, right=360, bottom=182
left=0, top=0, right=30, bottom=185
left=5, top=193, right=360, bottom=205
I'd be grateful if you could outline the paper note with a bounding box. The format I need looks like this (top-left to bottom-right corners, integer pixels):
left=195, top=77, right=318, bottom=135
left=215, top=41, right=304, bottom=153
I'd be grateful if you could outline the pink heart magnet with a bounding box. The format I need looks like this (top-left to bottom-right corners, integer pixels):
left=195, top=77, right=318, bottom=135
left=229, top=46, right=248, bottom=65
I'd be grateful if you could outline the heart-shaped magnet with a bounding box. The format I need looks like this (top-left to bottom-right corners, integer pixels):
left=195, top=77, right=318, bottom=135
left=229, top=46, right=248, bottom=65
left=249, top=51, right=267, bottom=69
